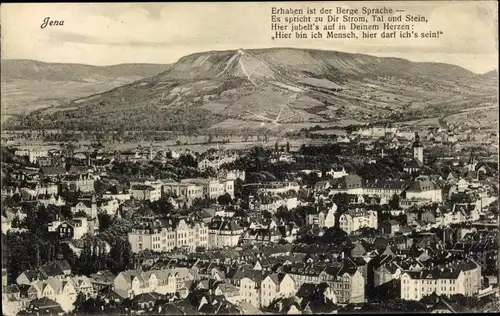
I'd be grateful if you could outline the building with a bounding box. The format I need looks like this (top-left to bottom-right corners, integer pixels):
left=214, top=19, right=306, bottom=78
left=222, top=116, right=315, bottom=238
left=113, top=268, right=193, bottom=298
left=400, top=260, right=481, bottom=301
left=180, top=178, right=235, bottom=199
left=326, top=166, right=348, bottom=179
left=128, top=218, right=208, bottom=253
left=257, top=182, right=300, bottom=195
left=328, top=175, right=364, bottom=195
left=405, top=176, right=442, bottom=203
left=208, top=219, right=243, bottom=249
left=61, top=173, right=95, bottom=193
left=435, top=203, right=480, bottom=226
left=381, top=220, right=400, bottom=235
left=251, top=193, right=298, bottom=214
left=130, top=185, right=161, bottom=202
left=14, top=149, right=49, bottom=164
left=286, top=260, right=365, bottom=304
left=71, top=196, right=98, bottom=219
left=21, top=181, right=58, bottom=198
left=162, top=181, right=204, bottom=201
left=259, top=273, right=296, bottom=308
left=1, top=215, right=12, bottom=234
left=306, top=204, right=337, bottom=228
left=162, top=178, right=234, bottom=200
left=413, top=132, right=424, bottom=164
left=339, top=209, right=378, bottom=234
left=403, top=132, right=425, bottom=173
left=239, top=271, right=264, bottom=308
left=363, top=179, right=408, bottom=200
left=198, top=153, right=238, bottom=171
left=54, top=217, right=90, bottom=240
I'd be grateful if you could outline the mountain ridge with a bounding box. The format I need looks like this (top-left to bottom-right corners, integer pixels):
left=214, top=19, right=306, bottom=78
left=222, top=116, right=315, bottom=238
left=4, top=47, right=498, bottom=132
left=1, top=59, right=171, bottom=82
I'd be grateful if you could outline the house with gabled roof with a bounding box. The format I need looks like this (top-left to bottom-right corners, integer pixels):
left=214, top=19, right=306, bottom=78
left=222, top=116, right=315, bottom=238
left=260, top=273, right=295, bottom=308
left=114, top=268, right=193, bottom=299
left=405, top=176, right=442, bottom=203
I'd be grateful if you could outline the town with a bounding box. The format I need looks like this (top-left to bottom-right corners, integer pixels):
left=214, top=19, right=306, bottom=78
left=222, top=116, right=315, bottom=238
left=1, top=122, right=498, bottom=315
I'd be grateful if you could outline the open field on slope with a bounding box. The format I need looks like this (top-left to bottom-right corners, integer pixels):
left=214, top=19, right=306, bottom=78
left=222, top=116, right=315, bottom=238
left=443, top=107, right=499, bottom=130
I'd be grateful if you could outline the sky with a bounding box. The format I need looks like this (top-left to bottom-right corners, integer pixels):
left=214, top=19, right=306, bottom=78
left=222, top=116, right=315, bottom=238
left=1, top=1, right=498, bottom=73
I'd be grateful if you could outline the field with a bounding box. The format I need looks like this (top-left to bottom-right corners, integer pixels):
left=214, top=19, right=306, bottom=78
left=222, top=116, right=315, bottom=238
left=7, top=136, right=319, bottom=154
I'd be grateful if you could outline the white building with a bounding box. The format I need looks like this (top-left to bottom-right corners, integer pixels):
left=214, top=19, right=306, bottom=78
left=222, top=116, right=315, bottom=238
left=113, top=268, right=193, bottom=298
left=339, top=209, right=378, bottom=234
left=208, top=219, right=243, bottom=249
left=14, top=149, right=49, bottom=163
left=181, top=178, right=235, bottom=199
left=260, top=273, right=296, bottom=308
left=128, top=218, right=209, bottom=253
left=400, top=260, right=481, bottom=301
left=130, top=180, right=162, bottom=202
left=326, top=167, right=348, bottom=179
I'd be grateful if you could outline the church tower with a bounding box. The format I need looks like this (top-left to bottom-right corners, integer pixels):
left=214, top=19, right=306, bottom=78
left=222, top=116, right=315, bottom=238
left=90, top=194, right=98, bottom=219
left=413, top=132, right=424, bottom=164
left=467, top=151, right=476, bottom=172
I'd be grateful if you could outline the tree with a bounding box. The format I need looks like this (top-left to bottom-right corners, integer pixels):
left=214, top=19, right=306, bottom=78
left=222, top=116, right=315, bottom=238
left=217, top=193, right=232, bottom=206
left=286, top=141, right=290, bottom=153
left=275, top=141, right=279, bottom=152
left=98, top=213, right=113, bottom=231
left=12, top=193, right=22, bottom=204
left=389, top=194, right=400, bottom=209
left=108, top=239, right=132, bottom=274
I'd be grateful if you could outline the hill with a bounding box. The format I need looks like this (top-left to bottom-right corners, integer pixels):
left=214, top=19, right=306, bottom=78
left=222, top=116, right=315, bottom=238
left=1, top=59, right=169, bottom=82
left=1, top=59, right=170, bottom=124
left=3, top=48, right=498, bottom=133
left=481, top=69, right=498, bottom=80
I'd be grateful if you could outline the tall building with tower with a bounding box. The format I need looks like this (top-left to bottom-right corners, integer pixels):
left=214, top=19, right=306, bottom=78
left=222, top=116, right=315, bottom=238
left=467, top=151, right=477, bottom=172
left=413, top=132, right=424, bottom=164
left=403, top=132, right=425, bottom=174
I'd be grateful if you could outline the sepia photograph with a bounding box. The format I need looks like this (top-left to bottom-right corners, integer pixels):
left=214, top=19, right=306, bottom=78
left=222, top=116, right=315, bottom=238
left=0, top=1, right=498, bottom=315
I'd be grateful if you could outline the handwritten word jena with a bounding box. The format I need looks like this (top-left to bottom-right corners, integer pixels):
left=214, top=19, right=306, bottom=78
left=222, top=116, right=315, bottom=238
left=41, top=17, right=64, bottom=29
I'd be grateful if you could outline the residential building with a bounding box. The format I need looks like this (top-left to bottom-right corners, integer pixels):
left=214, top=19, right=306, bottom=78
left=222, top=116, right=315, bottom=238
left=113, top=268, right=193, bottom=298
left=128, top=218, right=208, bottom=253
left=14, top=149, right=49, bottom=164
left=208, top=219, right=243, bottom=249
left=363, top=179, right=408, bottom=200
left=305, top=204, right=337, bottom=228
left=339, top=209, right=378, bottom=234
left=162, top=181, right=204, bottom=201
left=326, top=166, right=348, bottom=179
left=258, top=181, right=300, bottom=194
left=61, top=173, right=95, bottom=193
left=286, top=261, right=365, bottom=304
left=260, top=273, right=296, bottom=308
left=54, top=217, right=90, bottom=240
left=328, top=175, right=364, bottom=195
left=400, top=260, right=481, bottom=301
left=180, top=178, right=235, bottom=199
left=405, top=176, right=442, bottom=203
left=21, top=181, right=58, bottom=198
left=130, top=185, right=161, bottom=202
